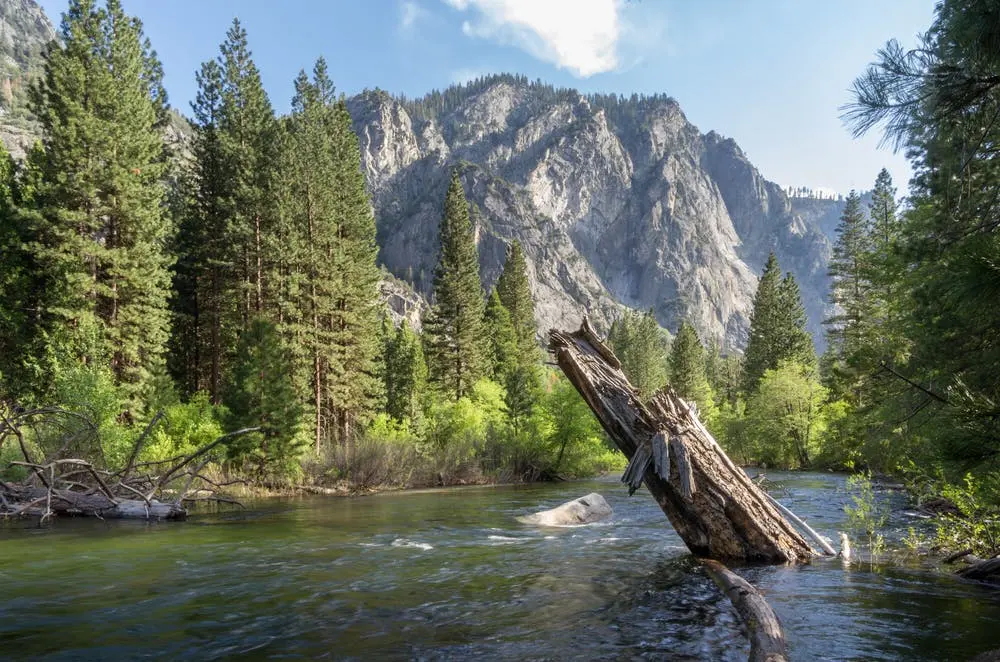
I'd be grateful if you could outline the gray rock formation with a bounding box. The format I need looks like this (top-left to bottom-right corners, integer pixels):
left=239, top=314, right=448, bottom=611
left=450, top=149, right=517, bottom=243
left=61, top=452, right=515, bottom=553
left=0, top=0, right=55, bottom=159
left=0, top=0, right=835, bottom=351
left=380, top=271, right=427, bottom=331
left=518, top=492, right=612, bottom=526
left=348, top=76, right=834, bottom=350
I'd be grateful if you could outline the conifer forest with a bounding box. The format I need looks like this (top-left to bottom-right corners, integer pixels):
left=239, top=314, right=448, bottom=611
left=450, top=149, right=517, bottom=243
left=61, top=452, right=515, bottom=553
left=6, top=1, right=1000, bottom=660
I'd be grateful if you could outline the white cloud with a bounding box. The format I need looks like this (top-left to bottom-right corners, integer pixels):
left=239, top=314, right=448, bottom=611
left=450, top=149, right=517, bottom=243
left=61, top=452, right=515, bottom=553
left=400, top=1, right=426, bottom=32
left=442, top=0, right=623, bottom=77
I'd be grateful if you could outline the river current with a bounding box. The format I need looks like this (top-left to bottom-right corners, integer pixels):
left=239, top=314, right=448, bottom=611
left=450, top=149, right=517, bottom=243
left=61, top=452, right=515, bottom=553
left=2, top=472, right=1000, bottom=660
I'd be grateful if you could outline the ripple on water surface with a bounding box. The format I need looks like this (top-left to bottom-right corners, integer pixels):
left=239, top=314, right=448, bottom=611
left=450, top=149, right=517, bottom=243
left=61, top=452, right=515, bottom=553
left=3, top=472, right=1000, bottom=660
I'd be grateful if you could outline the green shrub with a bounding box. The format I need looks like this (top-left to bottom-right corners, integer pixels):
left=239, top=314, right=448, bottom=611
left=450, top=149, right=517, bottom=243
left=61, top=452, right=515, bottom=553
left=139, top=393, right=226, bottom=465
left=845, top=471, right=889, bottom=564
left=934, top=473, right=1000, bottom=558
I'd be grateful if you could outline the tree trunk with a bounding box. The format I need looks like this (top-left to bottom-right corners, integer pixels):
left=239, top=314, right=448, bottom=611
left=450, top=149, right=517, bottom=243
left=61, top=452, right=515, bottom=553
left=550, top=320, right=813, bottom=563
left=700, top=559, right=788, bottom=662
left=8, top=487, right=186, bottom=520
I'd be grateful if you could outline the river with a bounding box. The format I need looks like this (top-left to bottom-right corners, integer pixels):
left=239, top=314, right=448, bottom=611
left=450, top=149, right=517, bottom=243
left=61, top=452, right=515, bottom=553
left=2, top=472, right=1000, bottom=660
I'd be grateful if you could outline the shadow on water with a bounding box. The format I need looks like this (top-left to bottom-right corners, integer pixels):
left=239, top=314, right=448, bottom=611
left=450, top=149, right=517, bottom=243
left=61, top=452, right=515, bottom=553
left=2, top=473, right=1000, bottom=660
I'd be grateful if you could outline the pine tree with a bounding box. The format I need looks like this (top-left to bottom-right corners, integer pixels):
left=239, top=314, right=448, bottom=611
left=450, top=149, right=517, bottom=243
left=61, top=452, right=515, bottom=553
left=495, top=240, right=537, bottom=358
left=777, top=273, right=816, bottom=367
left=865, top=169, right=904, bottom=357
left=824, top=191, right=873, bottom=399
left=742, top=253, right=784, bottom=395
left=742, top=253, right=815, bottom=396
left=424, top=171, right=486, bottom=400
left=383, top=320, right=427, bottom=423
left=28, top=0, right=172, bottom=409
left=608, top=308, right=668, bottom=398
left=276, top=59, right=383, bottom=447
left=484, top=289, right=517, bottom=381
left=176, top=20, right=278, bottom=402
left=224, top=317, right=304, bottom=479
left=494, top=240, right=542, bottom=427
left=669, top=320, right=715, bottom=416
left=0, top=141, right=31, bottom=397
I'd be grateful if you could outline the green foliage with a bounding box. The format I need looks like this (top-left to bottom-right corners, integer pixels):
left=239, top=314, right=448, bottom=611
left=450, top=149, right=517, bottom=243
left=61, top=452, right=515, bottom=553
left=745, top=361, right=828, bottom=468
left=608, top=308, right=669, bottom=398
left=139, top=393, right=226, bottom=465
left=845, top=471, right=889, bottom=565
left=742, top=253, right=815, bottom=397
left=484, top=289, right=518, bottom=381
left=540, top=375, right=623, bottom=477
left=668, top=320, right=717, bottom=425
left=173, top=18, right=278, bottom=401
left=424, top=172, right=487, bottom=400
left=48, top=359, right=132, bottom=469
left=383, top=320, right=428, bottom=424
left=223, top=318, right=305, bottom=480
left=493, top=241, right=543, bottom=429
left=28, top=0, right=173, bottom=409
left=933, top=474, right=1000, bottom=558
left=277, top=59, right=383, bottom=448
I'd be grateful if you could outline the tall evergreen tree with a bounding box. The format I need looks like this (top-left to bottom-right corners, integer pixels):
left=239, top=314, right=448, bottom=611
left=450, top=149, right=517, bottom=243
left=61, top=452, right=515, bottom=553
left=608, top=308, right=669, bottom=398
left=224, top=318, right=304, bottom=478
left=824, top=191, right=873, bottom=397
left=742, top=253, right=815, bottom=396
left=669, top=320, right=715, bottom=416
left=0, top=141, right=33, bottom=397
left=865, top=169, right=904, bottom=358
left=383, top=320, right=427, bottom=423
left=494, top=241, right=542, bottom=427
left=495, top=241, right=537, bottom=357
left=278, top=59, right=382, bottom=448
left=424, top=171, right=486, bottom=400
left=844, top=0, right=1000, bottom=467
left=28, top=0, right=172, bottom=409
left=484, top=289, right=517, bottom=381
left=176, top=20, right=277, bottom=401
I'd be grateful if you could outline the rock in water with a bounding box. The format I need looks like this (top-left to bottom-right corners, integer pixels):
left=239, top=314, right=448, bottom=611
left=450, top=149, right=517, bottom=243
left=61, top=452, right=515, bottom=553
left=518, top=493, right=612, bottom=526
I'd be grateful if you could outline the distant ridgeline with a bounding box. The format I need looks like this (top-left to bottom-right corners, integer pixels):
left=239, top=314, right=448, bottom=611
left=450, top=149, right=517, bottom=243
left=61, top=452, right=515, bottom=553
left=398, top=72, right=682, bottom=140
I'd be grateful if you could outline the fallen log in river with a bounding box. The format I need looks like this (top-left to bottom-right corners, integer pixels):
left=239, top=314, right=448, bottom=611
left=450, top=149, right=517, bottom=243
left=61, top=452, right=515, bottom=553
left=0, top=406, right=256, bottom=521
left=550, top=320, right=829, bottom=661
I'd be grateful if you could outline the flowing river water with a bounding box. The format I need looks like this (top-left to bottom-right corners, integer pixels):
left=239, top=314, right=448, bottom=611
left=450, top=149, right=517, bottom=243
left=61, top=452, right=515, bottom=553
left=3, top=472, right=1000, bottom=660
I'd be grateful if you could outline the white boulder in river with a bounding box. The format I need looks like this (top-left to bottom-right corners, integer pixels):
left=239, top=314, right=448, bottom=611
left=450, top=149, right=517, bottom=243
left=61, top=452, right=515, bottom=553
left=518, top=493, right=612, bottom=526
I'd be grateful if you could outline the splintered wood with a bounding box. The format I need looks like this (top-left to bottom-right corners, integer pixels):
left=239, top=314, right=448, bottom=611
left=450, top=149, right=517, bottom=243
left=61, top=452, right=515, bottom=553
left=550, top=319, right=813, bottom=563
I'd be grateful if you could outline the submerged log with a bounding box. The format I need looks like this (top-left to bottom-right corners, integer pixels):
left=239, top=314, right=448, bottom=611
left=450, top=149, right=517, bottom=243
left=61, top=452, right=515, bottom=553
left=550, top=320, right=813, bottom=563
left=700, top=559, right=788, bottom=662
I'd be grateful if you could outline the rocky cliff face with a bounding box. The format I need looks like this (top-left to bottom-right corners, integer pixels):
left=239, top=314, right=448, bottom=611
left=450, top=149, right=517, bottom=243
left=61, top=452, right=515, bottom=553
left=0, top=0, right=55, bottom=158
left=349, top=77, right=833, bottom=349
left=1, top=0, right=834, bottom=350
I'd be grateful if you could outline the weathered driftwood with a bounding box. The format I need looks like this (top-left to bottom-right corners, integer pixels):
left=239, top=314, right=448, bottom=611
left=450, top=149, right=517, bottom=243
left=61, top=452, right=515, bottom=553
left=1, top=406, right=257, bottom=522
left=5, top=485, right=185, bottom=519
left=700, top=559, right=788, bottom=662
left=550, top=320, right=813, bottom=563
left=956, top=556, right=1000, bottom=582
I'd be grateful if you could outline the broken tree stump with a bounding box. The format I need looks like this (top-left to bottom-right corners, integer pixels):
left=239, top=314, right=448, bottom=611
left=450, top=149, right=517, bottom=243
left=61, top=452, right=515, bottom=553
left=550, top=320, right=813, bottom=563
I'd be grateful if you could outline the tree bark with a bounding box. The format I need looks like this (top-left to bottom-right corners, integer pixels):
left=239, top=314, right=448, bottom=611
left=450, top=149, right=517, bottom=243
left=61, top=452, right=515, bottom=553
left=550, top=320, right=813, bottom=563
left=700, top=559, right=788, bottom=662
left=7, top=486, right=186, bottom=520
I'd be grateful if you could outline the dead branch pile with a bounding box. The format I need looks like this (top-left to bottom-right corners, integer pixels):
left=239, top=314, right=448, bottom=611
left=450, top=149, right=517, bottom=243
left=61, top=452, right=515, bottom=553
left=0, top=407, right=257, bottom=522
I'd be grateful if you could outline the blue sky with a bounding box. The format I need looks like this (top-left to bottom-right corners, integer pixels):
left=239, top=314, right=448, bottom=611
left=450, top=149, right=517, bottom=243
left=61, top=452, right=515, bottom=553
left=39, top=0, right=935, bottom=194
